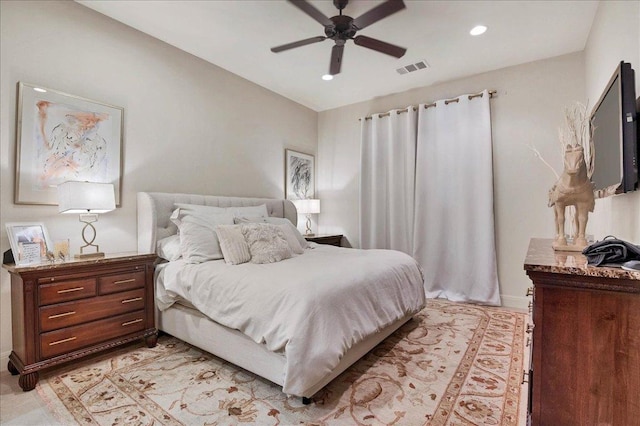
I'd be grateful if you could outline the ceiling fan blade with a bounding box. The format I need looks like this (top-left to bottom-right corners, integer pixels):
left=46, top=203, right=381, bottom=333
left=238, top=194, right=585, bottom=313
left=353, top=35, right=406, bottom=58
left=351, top=0, right=405, bottom=30
left=288, top=0, right=333, bottom=27
left=329, top=44, right=344, bottom=75
left=271, top=36, right=327, bottom=53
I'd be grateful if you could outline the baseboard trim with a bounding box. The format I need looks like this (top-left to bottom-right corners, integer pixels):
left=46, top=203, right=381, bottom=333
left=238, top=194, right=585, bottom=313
left=501, top=294, right=529, bottom=311
left=1, top=349, right=10, bottom=368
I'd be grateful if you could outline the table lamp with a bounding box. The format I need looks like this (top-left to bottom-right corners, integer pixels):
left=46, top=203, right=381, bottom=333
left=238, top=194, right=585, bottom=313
left=57, top=181, right=115, bottom=259
left=292, top=199, right=320, bottom=236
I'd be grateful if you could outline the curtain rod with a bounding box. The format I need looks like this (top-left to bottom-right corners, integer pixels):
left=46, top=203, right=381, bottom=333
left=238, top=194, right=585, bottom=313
left=360, top=89, right=497, bottom=121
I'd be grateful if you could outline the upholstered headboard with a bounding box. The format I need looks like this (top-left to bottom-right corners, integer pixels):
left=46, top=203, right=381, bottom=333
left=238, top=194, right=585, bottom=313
left=137, top=192, right=298, bottom=253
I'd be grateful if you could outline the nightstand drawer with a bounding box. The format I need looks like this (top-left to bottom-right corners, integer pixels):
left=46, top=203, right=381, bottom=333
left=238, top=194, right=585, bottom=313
left=39, top=288, right=146, bottom=332
left=39, top=278, right=97, bottom=306
left=40, top=310, right=146, bottom=359
left=99, top=270, right=145, bottom=294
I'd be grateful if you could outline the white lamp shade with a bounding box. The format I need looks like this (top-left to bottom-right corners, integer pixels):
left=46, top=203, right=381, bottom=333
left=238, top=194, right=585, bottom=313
left=57, top=181, right=116, bottom=214
left=293, top=199, right=320, bottom=214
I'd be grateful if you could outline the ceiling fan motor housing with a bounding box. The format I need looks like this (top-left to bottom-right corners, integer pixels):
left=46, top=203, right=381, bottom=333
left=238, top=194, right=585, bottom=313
left=325, top=15, right=357, bottom=40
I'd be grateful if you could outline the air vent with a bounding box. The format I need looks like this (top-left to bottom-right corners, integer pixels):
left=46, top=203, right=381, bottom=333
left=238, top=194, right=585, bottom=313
left=396, top=60, right=430, bottom=75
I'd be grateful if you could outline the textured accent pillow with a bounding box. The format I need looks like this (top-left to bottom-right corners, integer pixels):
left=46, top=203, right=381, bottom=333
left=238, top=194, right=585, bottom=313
left=240, top=223, right=292, bottom=264
left=175, top=203, right=269, bottom=219
left=170, top=209, right=234, bottom=263
left=156, top=234, right=182, bottom=261
left=235, top=216, right=308, bottom=250
left=215, top=225, right=251, bottom=265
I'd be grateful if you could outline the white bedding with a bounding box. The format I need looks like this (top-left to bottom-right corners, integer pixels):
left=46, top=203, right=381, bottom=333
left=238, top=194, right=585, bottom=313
left=156, top=244, right=425, bottom=396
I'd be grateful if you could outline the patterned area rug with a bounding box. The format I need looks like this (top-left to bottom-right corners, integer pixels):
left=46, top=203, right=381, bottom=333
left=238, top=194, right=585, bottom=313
left=37, top=299, right=527, bottom=425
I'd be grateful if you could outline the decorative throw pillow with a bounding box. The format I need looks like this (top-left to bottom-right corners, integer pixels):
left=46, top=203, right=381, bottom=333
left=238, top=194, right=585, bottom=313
left=240, top=223, right=292, bottom=264
left=175, top=203, right=269, bottom=219
left=235, top=216, right=308, bottom=250
left=170, top=208, right=234, bottom=263
left=275, top=224, right=304, bottom=255
left=156, top=234, right=182, bottom=261
left=215, top=225, right=251, bottom=265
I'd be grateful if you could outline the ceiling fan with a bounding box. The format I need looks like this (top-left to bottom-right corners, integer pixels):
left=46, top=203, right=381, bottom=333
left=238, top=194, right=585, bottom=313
left=271, top=0, right=407, bottom=76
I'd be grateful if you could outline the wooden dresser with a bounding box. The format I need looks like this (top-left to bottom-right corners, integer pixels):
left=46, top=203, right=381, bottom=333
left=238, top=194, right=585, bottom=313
left=524, top=238, right=640, bottom=425
left=304, top=234, right=343, bottom=247
left=3, top=253, right=158, bottom=391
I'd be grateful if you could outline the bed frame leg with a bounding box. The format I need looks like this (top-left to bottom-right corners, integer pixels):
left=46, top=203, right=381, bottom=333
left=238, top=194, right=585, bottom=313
left=302, top=397, right=312, bottom=405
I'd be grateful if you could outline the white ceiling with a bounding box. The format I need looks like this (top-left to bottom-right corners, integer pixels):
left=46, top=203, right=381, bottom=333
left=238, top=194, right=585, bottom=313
left=76, top=0, right=599, bottom=112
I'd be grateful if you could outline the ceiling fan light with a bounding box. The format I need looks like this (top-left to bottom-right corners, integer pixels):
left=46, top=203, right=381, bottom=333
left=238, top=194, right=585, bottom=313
left=322, top=74, right=334, bottom=81
left=470, top=25, right=487, bottom=36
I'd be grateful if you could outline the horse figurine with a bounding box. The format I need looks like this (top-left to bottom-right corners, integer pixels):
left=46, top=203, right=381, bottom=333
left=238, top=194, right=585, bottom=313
left=548, top=144, right=595, bottom=251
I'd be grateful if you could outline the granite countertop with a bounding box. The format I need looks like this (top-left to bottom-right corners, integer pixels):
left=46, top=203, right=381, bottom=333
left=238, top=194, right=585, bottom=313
left=2, top=252, right=157, bottom=274
left=524, top=238, right=640, bottom=280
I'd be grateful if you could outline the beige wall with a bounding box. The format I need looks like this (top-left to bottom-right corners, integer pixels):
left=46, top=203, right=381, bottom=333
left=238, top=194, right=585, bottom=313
left=0, top=1, right=317, bottom=361
left=317, top=1, right=640, bottom=310
left=584, top=1, right=640, bottom=243
left=317, top=53, right=585, bottom=309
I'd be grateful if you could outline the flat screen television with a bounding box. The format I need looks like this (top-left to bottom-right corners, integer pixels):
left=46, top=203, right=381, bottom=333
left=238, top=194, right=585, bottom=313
left=589, top=61, right=638, bottom=196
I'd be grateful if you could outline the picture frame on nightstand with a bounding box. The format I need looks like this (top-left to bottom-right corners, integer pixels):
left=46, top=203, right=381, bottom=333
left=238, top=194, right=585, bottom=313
left=5, top=222, right=52, bottom=265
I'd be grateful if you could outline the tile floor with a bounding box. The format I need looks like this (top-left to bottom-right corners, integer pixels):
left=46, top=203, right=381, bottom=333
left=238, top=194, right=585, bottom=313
left=0, top=369, right=62, bottom=425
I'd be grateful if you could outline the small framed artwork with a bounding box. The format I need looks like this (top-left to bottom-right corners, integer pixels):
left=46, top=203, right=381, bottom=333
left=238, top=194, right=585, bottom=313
left=5, top=222, right=53, bottom=266
left=285, top=149, right=315, bottom=200
left=14, top=82, right=123, bottom=206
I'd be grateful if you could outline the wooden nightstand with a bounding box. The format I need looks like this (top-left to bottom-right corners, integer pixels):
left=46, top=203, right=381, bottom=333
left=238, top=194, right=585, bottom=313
left=3, top=253, right=158, bottom=391
left=304, top=234, right=343, bottom=247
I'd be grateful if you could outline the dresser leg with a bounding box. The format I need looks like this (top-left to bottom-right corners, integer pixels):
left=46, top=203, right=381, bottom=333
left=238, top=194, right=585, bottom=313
left=18, top=372, right=38, bottom=391
left=7, top=360, right=19, bottom=376
left=145, top=333, right=158, bottom=348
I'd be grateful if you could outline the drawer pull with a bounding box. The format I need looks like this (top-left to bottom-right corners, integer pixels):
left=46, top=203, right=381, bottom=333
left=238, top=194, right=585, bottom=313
left=121, top=297, right=143, bottom=304
left=122, top=318, right=143, bottom=326
left=526, top=287, right=534, bottom=297
left=526, top=324, right=535, bottom=334
left=526, top=337, right=531, bottom=347
left=49, top=336, right=77, bottom=346
left=522, top=371, right=529, bottom=384
left=57, top=287, right=84, bottom=294
left=114, top=278, right=136, bottom=285
left=48, top=311, right=76, bottom=319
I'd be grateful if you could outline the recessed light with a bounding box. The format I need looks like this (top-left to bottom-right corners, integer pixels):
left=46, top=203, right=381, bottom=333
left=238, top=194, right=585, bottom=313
left=33, top=87, right=47, bottom=93
left=322, top=74, right=334, bottom=81
left=470, top=25, right=487, bottom=36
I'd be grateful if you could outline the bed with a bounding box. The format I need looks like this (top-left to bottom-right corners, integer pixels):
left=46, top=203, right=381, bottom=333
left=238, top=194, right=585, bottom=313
left=137, top=191, right=425, bottom=400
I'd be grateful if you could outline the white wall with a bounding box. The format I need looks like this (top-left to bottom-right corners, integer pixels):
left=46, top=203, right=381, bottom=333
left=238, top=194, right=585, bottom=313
left=318, top=52, right=585, bottom=309
left=584, top=1, right=640, bottom=243
left=0, top=1, right=317, bottom=361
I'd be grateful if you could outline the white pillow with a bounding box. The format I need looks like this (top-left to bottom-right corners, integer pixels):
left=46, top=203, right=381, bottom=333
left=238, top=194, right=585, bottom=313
left=215, top=225, right=251, bottom=265
left=275, top=224, right=304, bottom=255
left=170, top=209, right=234, bottom=263
left=235, top=216, right=308, bottom=250
left=175, top=203, right=269, bottom=218
left=156, top=234, right=182, bottom=261
left=240, top=223, right=292, bottom=264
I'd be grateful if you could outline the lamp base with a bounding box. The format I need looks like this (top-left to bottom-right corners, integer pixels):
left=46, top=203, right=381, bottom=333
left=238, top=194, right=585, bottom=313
left=74, top=251, right=105, bottom=259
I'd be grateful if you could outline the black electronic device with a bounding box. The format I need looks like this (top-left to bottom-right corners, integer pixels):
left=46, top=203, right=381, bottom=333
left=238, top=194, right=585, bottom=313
left=589, top=61, right=638, bottom=195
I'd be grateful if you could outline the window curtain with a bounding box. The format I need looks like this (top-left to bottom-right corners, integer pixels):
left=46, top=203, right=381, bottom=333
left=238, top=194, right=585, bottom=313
left=359, top=90, right=500, bottom=305
left=413, top=90, right=500, bottom=305
left=359, top=109, right=417, bottom=254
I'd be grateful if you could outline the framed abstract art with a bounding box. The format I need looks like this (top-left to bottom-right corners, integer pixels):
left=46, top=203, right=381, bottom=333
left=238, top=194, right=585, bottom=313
left=14, top=82, right=123, bottom=205
left=285, top=149, right=314, bottom=200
